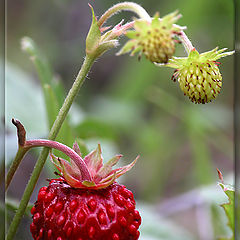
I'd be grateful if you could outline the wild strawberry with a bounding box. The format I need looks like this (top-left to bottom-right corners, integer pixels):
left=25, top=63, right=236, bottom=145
left=166, top=47, right=234, bottom=103
left=117, top=11, right=184, bottom=63
left=30, top=143, right=141, bottom=240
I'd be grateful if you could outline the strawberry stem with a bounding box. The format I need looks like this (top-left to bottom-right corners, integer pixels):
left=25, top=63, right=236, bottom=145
left=98, top=2, right=151, bottom=27
left=25, top=139, right=92, bottom=181
left=178, top=31, right=194, bottom=54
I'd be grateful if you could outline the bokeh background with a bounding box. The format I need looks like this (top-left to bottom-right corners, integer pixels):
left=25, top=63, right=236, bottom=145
left=2, top=0, right=234, bottom=239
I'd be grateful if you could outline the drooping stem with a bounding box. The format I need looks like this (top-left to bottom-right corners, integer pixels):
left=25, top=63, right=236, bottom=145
left=25, top=139, right=91, bottom=180
left=6, top=54, right=95, bottom=240
left=178, top=31, right=194, bottom=54
left=98, top=2, right=151, bottom=27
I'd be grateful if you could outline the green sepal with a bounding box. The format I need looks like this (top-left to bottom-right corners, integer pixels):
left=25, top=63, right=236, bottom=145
left=94, top=40, right=119, bottom=59
left=86, top=5, right=101, bottom=56
left=125, top=31, right=140, bottom=39
left=130, top=45, right=142, bottom=56
left=116, top=40, right=136, bottom=56
left=75, top=138, right=89, bottom=157
left=82, top=180, right=96, bottom=187
left=161, top=10, right=179, bottom=29
left=165, top=47, right=234, bottom=70
left=151, top=13, right=160, bottom=28
left=134, top=19, right=149, bottom=31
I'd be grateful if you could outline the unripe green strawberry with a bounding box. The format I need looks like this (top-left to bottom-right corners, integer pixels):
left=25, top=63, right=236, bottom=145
left=117, top=11, right=184, bottom=63
left=166, top=47, right=234, bottom=103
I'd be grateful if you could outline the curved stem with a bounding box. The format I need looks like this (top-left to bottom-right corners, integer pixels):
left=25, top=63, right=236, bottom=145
left=98, top=2, right=151, bottom=27
left=178, top=31, right=194, bottom=54
left=25, top=139, right=91, bottom=180
left=6, top=54, right=95, bottom=240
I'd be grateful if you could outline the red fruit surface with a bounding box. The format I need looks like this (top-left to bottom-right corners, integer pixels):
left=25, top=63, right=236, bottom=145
left=30, top=179, right=141, bottom=240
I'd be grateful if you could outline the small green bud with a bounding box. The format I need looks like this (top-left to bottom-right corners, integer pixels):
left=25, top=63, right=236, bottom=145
left=166, top=48, right=234, bottom=104
left=117, top=11, right=184, bottom=63
left=85, top=5, right=101, bottom=57
left=86, top=5, right=119, bottom=59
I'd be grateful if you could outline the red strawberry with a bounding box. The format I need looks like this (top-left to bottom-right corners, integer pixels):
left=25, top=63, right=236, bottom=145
left=30, top=143, right=141, bottom=240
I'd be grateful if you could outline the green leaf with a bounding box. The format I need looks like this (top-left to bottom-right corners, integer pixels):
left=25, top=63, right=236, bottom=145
left=21, top=37, right=52, bottom=86
left=219, top=183, right=235, bottom=240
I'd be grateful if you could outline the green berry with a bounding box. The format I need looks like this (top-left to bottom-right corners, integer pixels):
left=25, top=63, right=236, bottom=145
left=166, top=47, right=234, bottom=104
left=176, top=61, right=222, bottom=103
left=117, top=11, right=183, bottom=63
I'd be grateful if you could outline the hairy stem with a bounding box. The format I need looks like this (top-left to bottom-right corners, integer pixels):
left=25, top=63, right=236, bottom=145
left=98, top=2, right=151, bottom=27
left=179, top=31, right=194, bottom=54
left=5, top=147, right=28, bottom=190
left=25, top=139, right=91, bottom=180
left=6, top=54, right=95, bottom=240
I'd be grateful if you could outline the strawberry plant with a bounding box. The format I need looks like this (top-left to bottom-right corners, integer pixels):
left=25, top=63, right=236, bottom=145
left=4, top=1, right=234, bottom=240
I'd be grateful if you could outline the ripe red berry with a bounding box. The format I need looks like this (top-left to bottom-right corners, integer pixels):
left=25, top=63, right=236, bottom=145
left=30, top=181, right=141, bottom=240
left=30, top=143, right=141, bottom=239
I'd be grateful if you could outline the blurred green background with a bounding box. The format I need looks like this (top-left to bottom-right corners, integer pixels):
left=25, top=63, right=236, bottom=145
left=2, top=0, right=234, bottom=239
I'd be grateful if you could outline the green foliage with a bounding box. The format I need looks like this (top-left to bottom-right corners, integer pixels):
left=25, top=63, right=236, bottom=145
left=218, top=183, right=235, bottom=240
